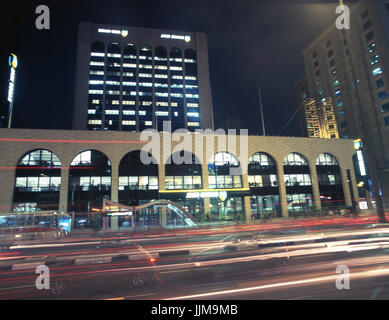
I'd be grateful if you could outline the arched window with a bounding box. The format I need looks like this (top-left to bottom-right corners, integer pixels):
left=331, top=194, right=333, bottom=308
left=164, top=151, right=204, bottom=220
left=283, top=153, right=313, bottom=214
left=316, top=153, right=345, bottom=208
left=119, top=150, right=159, bottom=206
left=124, top=43, right=137, bottom=57
left=248, top=152, right=278, bottom=187
left=283, top=153, right=308, bottom=166
left=316, top=153, right=339, bottom=166
left=248, top=152, right=280, bottom=219
left=68, top=150, right=111, bottom=216
left=165, top=151, right=202, bottom=190
left=170, top=47, right=182, bottom=59
left=208, top=152, right=244, bottom=220
left=13, top=150, right=61, bottom=212
left=208, top=152, right=242, bottom=189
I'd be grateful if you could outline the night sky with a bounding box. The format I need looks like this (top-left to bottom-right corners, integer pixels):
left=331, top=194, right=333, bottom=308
left=13, top=0, right=352, bottom=136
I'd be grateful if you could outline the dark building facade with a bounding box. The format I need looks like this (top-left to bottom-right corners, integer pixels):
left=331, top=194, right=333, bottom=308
left=299, top=0, right=389, bottom=208
left=73, top=22, right=214, bottom=133
left=0, top=0, right=23, bottom=128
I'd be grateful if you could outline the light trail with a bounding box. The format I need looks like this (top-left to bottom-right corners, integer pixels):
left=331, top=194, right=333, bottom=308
left=165, top=267, right=389, bottom=300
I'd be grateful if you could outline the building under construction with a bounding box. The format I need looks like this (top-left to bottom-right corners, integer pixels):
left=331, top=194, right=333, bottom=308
left=301, top=97, right=339, bottom=139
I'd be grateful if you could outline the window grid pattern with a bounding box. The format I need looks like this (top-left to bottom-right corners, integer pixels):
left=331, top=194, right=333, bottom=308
left=87, top=41, right=200, bottom=132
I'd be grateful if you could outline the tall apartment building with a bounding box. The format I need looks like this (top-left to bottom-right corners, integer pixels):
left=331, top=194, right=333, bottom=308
left=299, top=0, right=389, bottom=208
left=73, top=22, right=214, bottom=133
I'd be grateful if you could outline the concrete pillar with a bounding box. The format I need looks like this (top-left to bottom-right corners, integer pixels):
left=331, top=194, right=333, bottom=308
left=202, top=163, right=209, bottom=189
left=349, top=167, right=359, bottom=208
left=203, top=198, right=211, bottom=218
left=276, top=162, right=288, bottom=218
left=341, top=168, right=352, bottom=208
left=110, top=216, right=119, bottom=231
left=160, top=206, right=167, bottom=228
left=158, top=164, right=166, bottom=194
left=309, top=161, right=322, bottom=211
left=59, top=168, right=69, bottom=213
left=242, top=172, right=252, bottom=223
left=111, top=162, right=119, bottom=203
left=0, top=166, right=15, bottom=213
left=244, top=196, right=252, bottom=223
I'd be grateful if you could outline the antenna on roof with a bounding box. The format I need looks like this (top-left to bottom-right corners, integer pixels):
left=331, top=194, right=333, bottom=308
left=258, top=86, right=266, bottom=136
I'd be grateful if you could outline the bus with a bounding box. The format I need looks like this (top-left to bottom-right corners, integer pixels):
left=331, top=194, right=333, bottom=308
left=0, top=212, right=72, bottom=244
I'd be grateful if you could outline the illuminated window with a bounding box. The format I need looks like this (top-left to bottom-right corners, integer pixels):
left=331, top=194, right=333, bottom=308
left=90, top=71, right=104, bottom=76
left=372, top=67, right=383, bottom=77
left=368, top=42, right=376, bottom=53
left=123, top=63, right=137, bottom=68
left=89, top=90, right=104, bottom=94
left=122, top=121, right=136, bottom=126
left=90, top=61, right=104, bottom=66
left=105, top=110, right=119, bottom=115
left=187, top=103, right=199, bottom=108
left=156, top=111, right=169, bottom=117
left=370, top=55, right=379, bottom=65
left=284, top=174, right=312, bottom=186
left=155, top=74, right=168, bottom=79
left=187, top=112, right=199, bottom=118
left=88, top=120, right=102, bottom=125
left=107, top=53, right=121, bottom=58
left=106, top=81, right=120, bottom=86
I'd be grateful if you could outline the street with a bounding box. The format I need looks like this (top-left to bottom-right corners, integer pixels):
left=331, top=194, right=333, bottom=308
left=0, top=216, right=389, bottom=300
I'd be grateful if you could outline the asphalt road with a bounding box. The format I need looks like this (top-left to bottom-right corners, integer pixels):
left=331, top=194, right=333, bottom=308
left=1, top=221, right=389, bottom=300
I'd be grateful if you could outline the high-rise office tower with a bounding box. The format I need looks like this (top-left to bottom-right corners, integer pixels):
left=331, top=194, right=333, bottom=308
left=0, top=0, right=23, bottom=128
left=73, top=22, right=214, bottom=132
left=299, top=0, right=389, bottom=207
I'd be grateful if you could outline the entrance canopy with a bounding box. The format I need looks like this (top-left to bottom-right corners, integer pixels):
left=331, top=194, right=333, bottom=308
left=101, top=198, right=199, bottom=229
